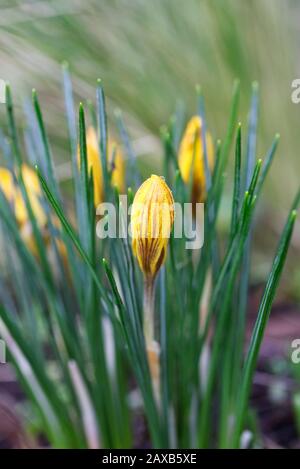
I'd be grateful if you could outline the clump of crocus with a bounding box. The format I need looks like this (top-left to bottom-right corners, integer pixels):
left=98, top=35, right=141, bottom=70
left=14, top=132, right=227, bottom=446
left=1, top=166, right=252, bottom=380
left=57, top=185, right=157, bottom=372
left=178, top=116, right=214, bottom=206
left=84, top=127, right=125, bottom=207
left=131, top=175, right=174, bottom=398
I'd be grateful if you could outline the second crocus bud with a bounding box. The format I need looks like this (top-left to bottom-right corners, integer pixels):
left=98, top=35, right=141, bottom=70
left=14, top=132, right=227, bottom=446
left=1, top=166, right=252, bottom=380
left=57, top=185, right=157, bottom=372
left=178, top=116, right=214, bottom=206
left=81, top=127, right=125, bottom=207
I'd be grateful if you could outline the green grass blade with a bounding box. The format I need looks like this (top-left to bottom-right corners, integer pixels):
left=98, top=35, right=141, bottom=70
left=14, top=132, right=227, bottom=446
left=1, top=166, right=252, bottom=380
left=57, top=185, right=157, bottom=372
left=218, top=80, right=240, bottom=175
left=32, top=89, right=60, bottom=199
left=230, top=123, right=242, bottom=237
left=62, top=62, right=77, bottom=158
left=255, top=134, right=279, bottom=198
left=232, top=209, right=297, bottom=447
left=0, top=307, right=78, bottom=446
left=198, top=192, right=256, bottom=447
left=5, top=84, right=22, bottom=165
left=36, top=166, right=106, bottom=299
left=292, top=188, right=300, bottom=210
left=243, top=82, right=259, bottom=190
left=96, top=79, right=108, bottom=195
left=102, top=258, right=163, bottom=447
left=62, top=62, right=83, bottom=230
left=78, top=102, right=93, bottom=256
left=197, top=89, right=212, bottom=193
left=5, top=84, right=54, bottom=288
left=115, top=109, right=140, bottom=188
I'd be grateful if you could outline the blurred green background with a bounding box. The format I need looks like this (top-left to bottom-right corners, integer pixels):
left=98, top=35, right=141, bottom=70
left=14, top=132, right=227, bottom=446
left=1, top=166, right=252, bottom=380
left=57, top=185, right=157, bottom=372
left=0, top=0, right=299, bottom=269
left=0, top=1, right=299, bottom=195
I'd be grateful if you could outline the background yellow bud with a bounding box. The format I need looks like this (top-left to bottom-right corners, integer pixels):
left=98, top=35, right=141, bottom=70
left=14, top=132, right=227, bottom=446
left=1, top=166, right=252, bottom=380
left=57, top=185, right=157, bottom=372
left=85, top=127, right=104, bottom=207
left=0, top=164, right=46, bottom=228
left=84, top=127, right=126, bottom=207
left=131, top=174, right=174, bottom=280
left=178, top=116, right=214, bottom=205
left=16, top=164, right=47, bottom=228
left=0, top=165, right=68, bottom=262
left=0, top=168, right=15, bottom=201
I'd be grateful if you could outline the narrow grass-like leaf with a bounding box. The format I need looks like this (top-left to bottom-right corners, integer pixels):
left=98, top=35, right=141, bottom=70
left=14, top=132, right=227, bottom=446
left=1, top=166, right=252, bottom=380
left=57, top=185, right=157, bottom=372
left=5, top=84, right=54, bottom=288
left=243, top=82, right=259, bottom=191
left=32, top=89, right=60, bottom=199
left=292, top=188, right=300, bottom=211
left=36, top=166, right=106, bottom=299
left=0, top=308, right=78, bottom=445
left=115, top=109, right=140, bottom=188
left=5, top=84, right=22, bottom=165
left=198, top=191, right=257, bottom=447
left=237, top=82, right=260, bottom=364
left=96, top=79, right=108, bottom=195
left=230, top=123, right=242, bottom=237
left=197, top=88, right=212, bottom=193
left=102, top=258, right=163, bottom=447
left=232, top=209, right=297, bottom=447
left=255, top=134, right=279, bottom=198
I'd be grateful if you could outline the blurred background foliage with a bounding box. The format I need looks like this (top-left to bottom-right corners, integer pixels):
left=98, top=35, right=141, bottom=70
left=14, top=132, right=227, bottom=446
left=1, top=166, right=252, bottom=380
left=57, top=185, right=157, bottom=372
left=0, top=0, right=299, bottom=285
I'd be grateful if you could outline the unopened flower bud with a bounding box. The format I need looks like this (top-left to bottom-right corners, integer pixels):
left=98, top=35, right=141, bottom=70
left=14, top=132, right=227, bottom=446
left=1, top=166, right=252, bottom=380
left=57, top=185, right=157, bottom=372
left=131, top=174, right=174, bottom=281
left=178, top=116, right=214, bottom=205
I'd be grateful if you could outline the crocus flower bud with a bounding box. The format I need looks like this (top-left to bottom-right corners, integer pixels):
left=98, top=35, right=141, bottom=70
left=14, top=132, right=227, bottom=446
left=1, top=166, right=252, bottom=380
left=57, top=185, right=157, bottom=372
left=178, top=116, right=214, bottom=205
left=131, top=175, right=174, bottom=281
left=84, top=127, right=125, bottom=207
left=0, top=165, right=67, bottom=263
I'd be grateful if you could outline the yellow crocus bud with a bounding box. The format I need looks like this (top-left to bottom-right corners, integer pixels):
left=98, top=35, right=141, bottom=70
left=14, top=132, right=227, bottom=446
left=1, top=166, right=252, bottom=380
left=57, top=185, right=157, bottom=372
left=0, top=165, right=68, bottom=266
left=0, top=164, right=46, bottom=228
left=16, top=164, right=47, bottom=228
left=178, top=116, right=214, bottom=205
left=131, top=175, right=174, bottom=382
left=84, top=127, right=125, bottom=207
left=0, top=164, right=47, bottom=257
left=109, top=141, right=125, bottom=194
left=131, top=174, right=174, bottom=281
left=0, top=167, right=15, bottom=201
